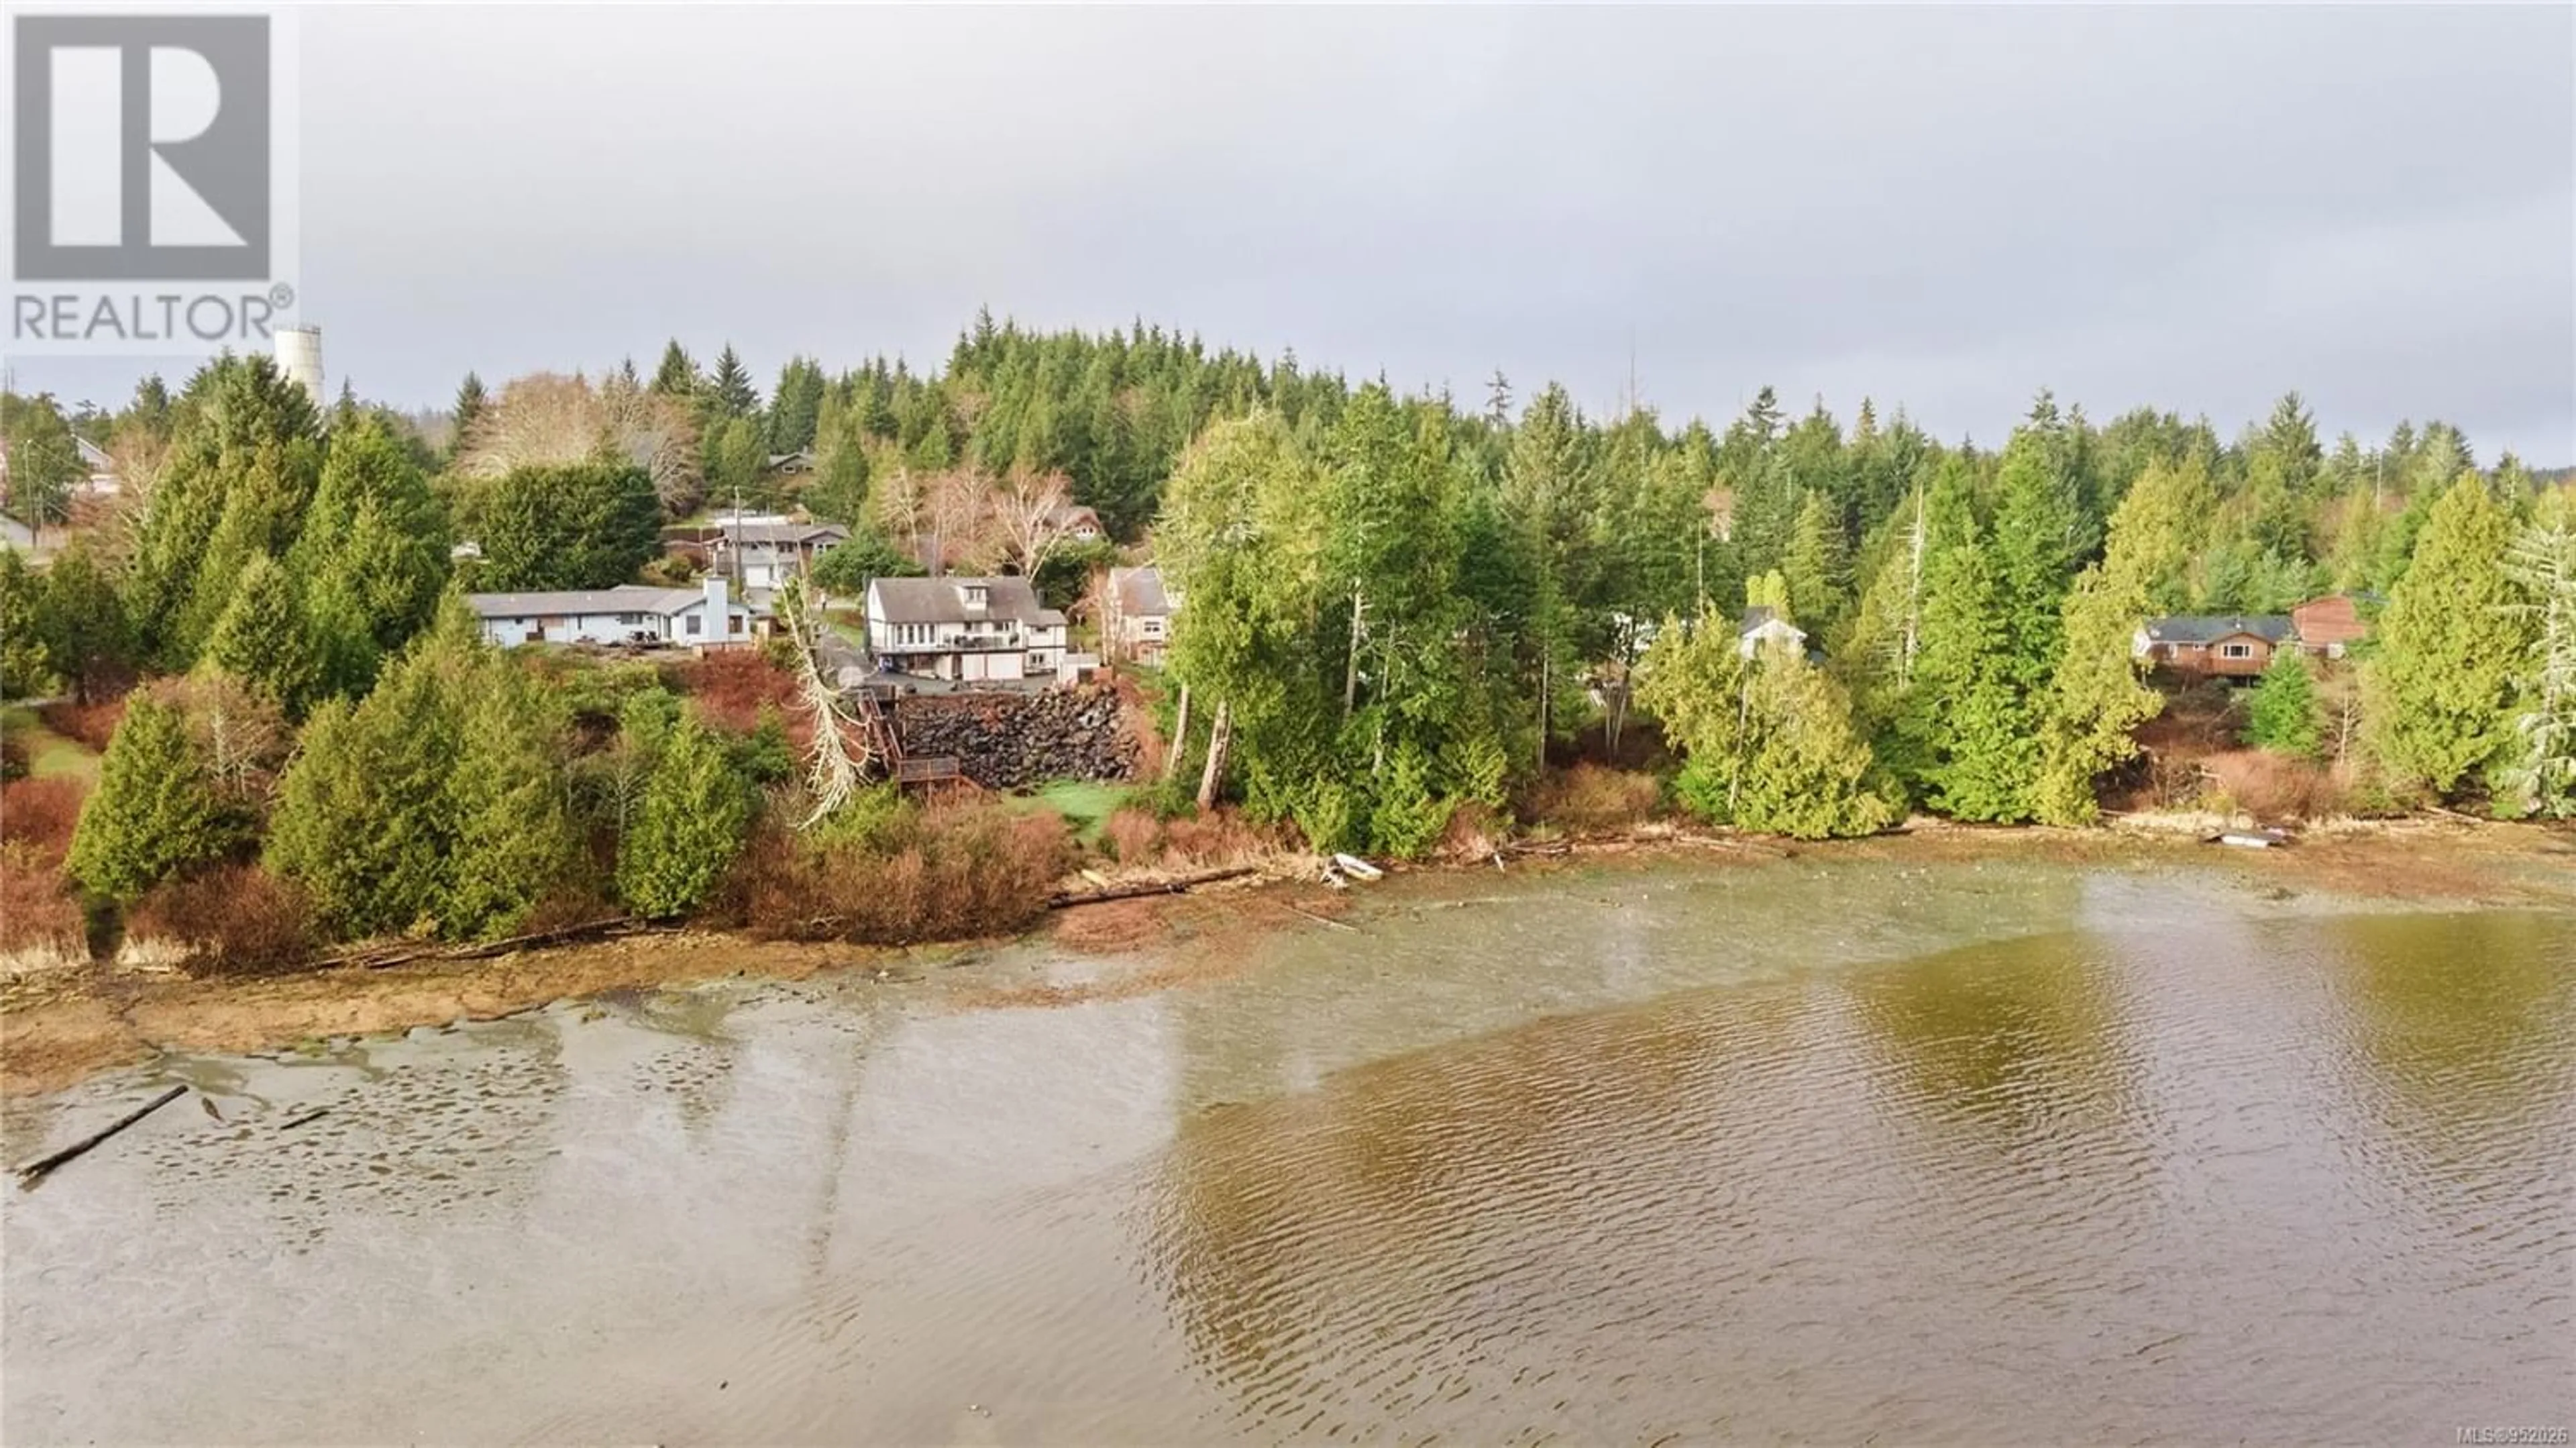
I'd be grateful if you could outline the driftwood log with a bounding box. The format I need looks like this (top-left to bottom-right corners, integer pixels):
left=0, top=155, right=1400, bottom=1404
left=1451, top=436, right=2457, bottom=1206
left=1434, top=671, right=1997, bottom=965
left=316, top=917, right=657, bottom=974
left=1283, top=903, right=1360, bottom=933
left=1046, top=866, right=1258, bottom=909
left=16, top=1085, right=186, bottom=1185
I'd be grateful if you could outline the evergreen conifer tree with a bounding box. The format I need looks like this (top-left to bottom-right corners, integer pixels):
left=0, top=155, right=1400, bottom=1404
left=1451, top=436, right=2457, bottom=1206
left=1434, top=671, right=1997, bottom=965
left=443, top=658, right=579, bottom=937
left=0, top=550, right=54, bottom=698
left=30, top=539, right=132, bottom=705
left=708, top=345, right=759, bottom=418
left=2247, top=650, right=2324, bottom=759
left=2496, top=490, right=2576, bottom=817
left=67, top=692, right=240, bottom=899
left=201, top=554, right=321, bottom=713
left=2031, top=459, right=2192, bottom=822
left=616, top=713, right=751, bottom=919
left=649, top=340, right=699, bottom=397
left=2363, top=475, right=2524, bottom=796
left=451, top=372, right=488, bottom=454
left=265, top=611, right=475, bottom=935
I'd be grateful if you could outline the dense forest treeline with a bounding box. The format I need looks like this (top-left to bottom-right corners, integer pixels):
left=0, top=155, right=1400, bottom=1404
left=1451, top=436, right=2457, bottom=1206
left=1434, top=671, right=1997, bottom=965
left=2, top=314, right=2572, bottom=972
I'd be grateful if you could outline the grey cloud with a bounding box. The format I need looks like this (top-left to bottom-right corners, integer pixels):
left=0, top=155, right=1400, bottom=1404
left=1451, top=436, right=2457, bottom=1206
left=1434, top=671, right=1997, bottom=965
left=12, top=4, right=2569, bottom=460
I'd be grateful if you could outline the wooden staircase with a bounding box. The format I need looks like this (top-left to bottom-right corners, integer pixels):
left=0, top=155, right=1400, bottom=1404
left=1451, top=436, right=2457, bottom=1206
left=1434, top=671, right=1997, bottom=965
left=853, top=684, right=959, bottom=788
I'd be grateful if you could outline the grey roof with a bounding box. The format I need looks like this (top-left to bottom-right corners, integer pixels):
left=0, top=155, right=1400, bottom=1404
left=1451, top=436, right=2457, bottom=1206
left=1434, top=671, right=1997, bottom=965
left=466, top=584, right=710, bottom=618
left=1739, top=605, right=1805, bottom=637
left=75, top=437, right=115, bottom=470
left=2141, top=615, right=2294, bottom=645
left=868, top=575, right=1063, bottom=628
left=1112, top=565, right=1171, bottom=617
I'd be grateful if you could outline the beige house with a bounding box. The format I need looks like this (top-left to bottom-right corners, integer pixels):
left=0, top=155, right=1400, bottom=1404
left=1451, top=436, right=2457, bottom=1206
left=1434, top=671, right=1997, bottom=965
left=1104, top=565, right=1179, bottom=665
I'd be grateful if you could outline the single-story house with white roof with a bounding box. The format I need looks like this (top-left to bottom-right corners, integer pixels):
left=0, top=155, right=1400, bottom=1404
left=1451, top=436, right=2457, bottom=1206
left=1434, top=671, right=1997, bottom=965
left=467, top=577, right=761, bottom=649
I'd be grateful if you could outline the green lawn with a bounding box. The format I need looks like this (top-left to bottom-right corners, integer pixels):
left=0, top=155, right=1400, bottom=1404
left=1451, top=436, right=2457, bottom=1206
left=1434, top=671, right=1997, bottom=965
left=1024, top=780, right=1133, bottom=844
left=1, top=704, right=101, bottom=782
left=822, top=608, right=869, bottom=650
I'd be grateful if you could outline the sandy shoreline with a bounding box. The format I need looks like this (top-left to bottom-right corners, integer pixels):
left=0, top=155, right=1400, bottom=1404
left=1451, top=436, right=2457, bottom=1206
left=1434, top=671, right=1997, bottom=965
left=4, top=817, right=2569, bottom=1100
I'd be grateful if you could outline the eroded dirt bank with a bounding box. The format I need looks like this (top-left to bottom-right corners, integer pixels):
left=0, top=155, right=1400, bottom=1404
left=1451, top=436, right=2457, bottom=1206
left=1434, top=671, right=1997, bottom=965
left=4, top=819, right=2568, bottom=1099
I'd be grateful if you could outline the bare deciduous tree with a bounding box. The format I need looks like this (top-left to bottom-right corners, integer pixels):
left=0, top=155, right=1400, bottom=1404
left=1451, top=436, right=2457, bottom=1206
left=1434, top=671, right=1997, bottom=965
left=994, top=466, right=1079, bottom=577
left=455, top=372, right=704, bottom=515
left=1705, top=484, right=1736, bottom=542
left=163, top=673, right=288, bottom=809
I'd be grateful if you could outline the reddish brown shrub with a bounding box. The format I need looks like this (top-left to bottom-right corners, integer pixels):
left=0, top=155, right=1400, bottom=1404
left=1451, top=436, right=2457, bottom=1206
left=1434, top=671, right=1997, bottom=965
left=1438, top=801, right=1506, bottom=860
left=1, top=778, right=88, bottom=864
left=1528, top=764, right=1663, bottom=833
left=665, top=652, right=801, bottom=737
left=730, top=803, right=1074, bottom=945
left=125, top=865, right=316, bottom=978
left=1102, top=806, right=1163, bottom=864
left=1157, top=807, right=1280, bottom=869
left=38, top=696, right=125, bottom=754
left=2206, top=751, right=2345, bottom=823
left=516, top=880, right=622, bottom=937
left=0, top=841, right=85, bottom=966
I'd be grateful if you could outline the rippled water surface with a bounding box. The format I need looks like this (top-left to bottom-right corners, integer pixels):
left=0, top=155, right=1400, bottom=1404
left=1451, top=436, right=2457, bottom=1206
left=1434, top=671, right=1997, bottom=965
left=5, top=859, right=2571, bottom=1444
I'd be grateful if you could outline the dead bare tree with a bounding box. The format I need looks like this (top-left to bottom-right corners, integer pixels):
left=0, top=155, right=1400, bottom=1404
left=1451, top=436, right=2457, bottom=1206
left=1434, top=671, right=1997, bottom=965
left=1704, top=484, right=1736, bottom=542
left=168, top=674, right=289, bottom=808
left=600, top=370, right=706, bottom=515
left=924, top=466, right=1004, bottom=576
left=1196, top=700, right=1232, bottom=811
left=994, top=466, right=1079, bottom=577
left=869, top=464, right=928, bottom=563
left=456, top=372, right=704, bottom=514
left=774, top=582, right=875, bottom=826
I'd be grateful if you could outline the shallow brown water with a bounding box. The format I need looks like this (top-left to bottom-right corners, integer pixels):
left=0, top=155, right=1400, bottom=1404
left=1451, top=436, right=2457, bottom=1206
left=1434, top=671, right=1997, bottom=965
left=3, top=859, right=2571, bottom=1444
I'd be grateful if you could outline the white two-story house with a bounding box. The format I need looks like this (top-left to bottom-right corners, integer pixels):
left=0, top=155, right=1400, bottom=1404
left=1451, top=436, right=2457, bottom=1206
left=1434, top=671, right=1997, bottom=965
left=865, top=576, right=1070, bottom=684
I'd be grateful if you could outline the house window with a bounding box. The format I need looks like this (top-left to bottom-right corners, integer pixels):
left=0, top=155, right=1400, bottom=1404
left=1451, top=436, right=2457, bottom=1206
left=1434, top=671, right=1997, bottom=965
left=686, top=615, right=702, bottom=637
left=730, top=612, right=743, bottom=635
left=2220, top=642, right=2255, bottom=660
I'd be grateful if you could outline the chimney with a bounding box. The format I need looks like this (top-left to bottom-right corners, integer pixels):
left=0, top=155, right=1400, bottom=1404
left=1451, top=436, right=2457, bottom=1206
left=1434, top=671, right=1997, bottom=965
left=704, top=575, right=729, bottom=640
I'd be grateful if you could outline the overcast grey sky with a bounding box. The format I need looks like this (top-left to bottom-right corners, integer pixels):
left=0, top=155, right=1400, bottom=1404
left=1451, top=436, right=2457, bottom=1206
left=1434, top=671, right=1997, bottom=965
left=15, top=3, right=2575, bottom=460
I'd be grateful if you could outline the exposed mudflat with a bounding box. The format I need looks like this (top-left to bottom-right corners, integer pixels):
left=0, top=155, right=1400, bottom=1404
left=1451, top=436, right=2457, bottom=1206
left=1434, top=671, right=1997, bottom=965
left=3, top=820, right=2567, bottom=1100
left=3, top=839, right=2571, bottom=1443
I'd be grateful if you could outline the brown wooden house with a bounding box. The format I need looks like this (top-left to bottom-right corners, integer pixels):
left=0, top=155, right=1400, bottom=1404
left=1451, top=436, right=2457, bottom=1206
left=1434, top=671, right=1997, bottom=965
left=2133, top=615, right=2294, bottom=680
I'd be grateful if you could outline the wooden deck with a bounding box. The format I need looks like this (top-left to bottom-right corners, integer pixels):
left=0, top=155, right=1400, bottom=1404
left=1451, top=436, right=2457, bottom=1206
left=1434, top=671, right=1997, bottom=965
left=894, top=756, right=961, bottom=785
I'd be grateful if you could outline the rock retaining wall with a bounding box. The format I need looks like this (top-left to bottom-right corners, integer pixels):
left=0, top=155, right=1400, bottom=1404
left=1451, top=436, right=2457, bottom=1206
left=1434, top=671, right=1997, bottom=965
left=893, top=687, right=1138, bottom=789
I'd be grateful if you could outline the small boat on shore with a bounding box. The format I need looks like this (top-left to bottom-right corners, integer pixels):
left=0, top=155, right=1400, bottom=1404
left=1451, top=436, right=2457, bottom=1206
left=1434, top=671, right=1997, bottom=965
left=2208, top=828, right=2295, bottom=849
left=1332, top=854, right=1384, bottom=881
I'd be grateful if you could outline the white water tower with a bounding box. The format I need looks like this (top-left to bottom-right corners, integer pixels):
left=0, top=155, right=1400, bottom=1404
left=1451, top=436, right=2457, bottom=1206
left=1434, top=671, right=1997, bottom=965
left=275, top=325, right=324, bottom=408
